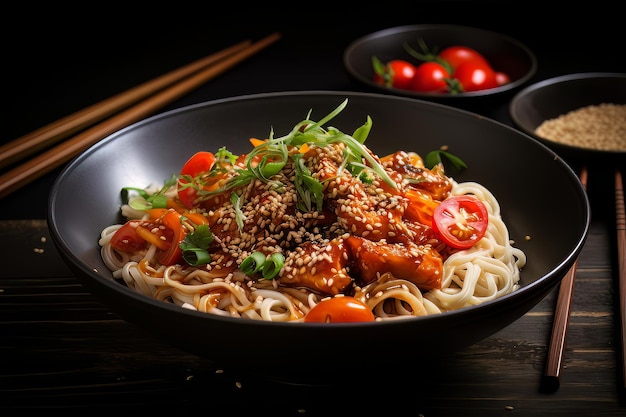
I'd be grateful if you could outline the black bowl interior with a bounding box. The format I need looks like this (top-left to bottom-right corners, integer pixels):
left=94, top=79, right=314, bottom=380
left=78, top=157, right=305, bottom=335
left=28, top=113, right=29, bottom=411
left=48, top=91, right=588, bottom=380
left=343, top=24, right=537, bottom=103
left=509, top=72, right=626, bottom=165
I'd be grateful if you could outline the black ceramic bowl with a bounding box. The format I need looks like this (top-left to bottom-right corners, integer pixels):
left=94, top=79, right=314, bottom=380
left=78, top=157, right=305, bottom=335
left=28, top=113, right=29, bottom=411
left=48, top=91, right=588, bottom=382
left=343, top=24, right=537, bottom=108
left=509, top=72, right=626, bottom=166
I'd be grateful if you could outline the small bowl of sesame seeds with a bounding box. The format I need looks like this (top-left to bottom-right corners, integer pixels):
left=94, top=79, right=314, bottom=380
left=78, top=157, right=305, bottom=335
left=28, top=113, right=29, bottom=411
left=509, top=72, right=626, bottom=166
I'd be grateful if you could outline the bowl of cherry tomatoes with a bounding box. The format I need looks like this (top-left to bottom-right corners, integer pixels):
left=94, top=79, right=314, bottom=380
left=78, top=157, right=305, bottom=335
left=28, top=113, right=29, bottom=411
left=343, top=24, right=537, bottom=106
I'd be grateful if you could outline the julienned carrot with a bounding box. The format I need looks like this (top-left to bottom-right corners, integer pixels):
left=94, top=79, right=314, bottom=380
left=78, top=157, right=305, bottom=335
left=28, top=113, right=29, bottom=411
left=249, top=138, right=267, bottom=147
left=404, top=188, right=440, bottom=225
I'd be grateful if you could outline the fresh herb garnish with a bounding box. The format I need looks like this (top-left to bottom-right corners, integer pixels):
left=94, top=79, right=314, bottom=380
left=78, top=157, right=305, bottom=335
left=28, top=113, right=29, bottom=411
left=262, top=253, right=285, bottom=280
left=122, top=175, right=177, bottom=210
left=293, top=153, right=324, bottom=212
left=425, top=149, right=468, bottom=171
left=240, top=251, right=267, bottom=275
left=195, top=99, right=396, bottom=212
left=230, top=192, right=245, bottom=231
left=179, top=223, right=214, bottom=266
left=240, top=251, right=285, bottom=280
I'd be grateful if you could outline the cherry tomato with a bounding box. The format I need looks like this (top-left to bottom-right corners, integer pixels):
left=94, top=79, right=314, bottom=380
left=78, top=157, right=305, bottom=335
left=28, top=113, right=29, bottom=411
left=153, top=209, right=186, bottom=265
left=304, top=296, right=375, bottom=323
left=495, top=71, right=511, bottom=86
left=410, top=62, right=450, bottom=93
left=437, top=46, right=489, bottom=71
left=109, top=210, right=188, bottom=266
left=177, top=151, right=216, bottom=209
left=373, top=59, right=416, bottom=90
left=452, top=61, right=498, bottom=92
left=432, top=195, right=489, bottom=249
left=110, top=221, right=148, bottom=253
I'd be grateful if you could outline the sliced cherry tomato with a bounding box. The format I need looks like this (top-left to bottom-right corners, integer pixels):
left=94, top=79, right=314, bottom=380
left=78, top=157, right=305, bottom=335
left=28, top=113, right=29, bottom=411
left=373, top=59, right=416, bottom=90
left=109, top=209, right=188, bottom=266
left=154, top=209, right=186, bottom=265
left=177, top=151, right=216, bottom=209
left=437, top=46, right=489, bottom=72
left=452, top=61, right=498, bottom=92
left=304, top=296, right=375, bottom=323
left=432, top=195, right=489, bottom=249
left=410, top=62, right=450, bottom=93
left=110, top=221, right=148, bottom=252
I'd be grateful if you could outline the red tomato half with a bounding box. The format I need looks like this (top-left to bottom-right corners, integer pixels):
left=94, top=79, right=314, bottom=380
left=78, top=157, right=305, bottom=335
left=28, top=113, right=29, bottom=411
left=154, top=210, right=186, bottom=265
left=178, top=151, right=216, bottom=209
left=304, top=296, right=375, bottom=323
left=110, top=221, right=148, bottom=253
left=410, top=62, right=450, bottom=93
left=452, top=61, right=498, bottom=92
left=432, top=195, right=489, bottom=249
left=438, top=46, right=489, bottom=71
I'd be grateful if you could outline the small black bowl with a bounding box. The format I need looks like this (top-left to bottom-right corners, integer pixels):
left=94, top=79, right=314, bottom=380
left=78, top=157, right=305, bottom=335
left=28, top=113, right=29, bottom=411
left=343, top=24, right=537, bottom=109
left=509, top=72, right=626, bottom=166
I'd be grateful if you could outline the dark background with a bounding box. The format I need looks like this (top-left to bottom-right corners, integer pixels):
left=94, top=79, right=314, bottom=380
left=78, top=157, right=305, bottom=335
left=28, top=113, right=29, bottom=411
left=2, top=1, right=623, bottom=218
left=1, top=3, right=625, bottom=415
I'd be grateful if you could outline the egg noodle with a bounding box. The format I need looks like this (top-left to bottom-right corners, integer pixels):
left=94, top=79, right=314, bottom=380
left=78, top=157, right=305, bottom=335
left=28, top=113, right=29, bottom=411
left=99, top=99, right=525, bottom=322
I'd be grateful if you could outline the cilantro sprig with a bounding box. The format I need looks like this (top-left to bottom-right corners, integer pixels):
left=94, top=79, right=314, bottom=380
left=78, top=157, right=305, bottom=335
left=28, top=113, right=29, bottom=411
left=179, top=223, right=214, bottom=266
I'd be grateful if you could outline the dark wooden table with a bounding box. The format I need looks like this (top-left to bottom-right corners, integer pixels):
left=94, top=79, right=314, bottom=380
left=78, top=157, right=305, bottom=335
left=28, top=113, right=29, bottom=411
left=1, top=3, right=624, bottom=415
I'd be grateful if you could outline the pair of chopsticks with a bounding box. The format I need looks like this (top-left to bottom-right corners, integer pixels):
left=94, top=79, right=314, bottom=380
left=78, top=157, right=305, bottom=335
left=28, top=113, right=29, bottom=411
left=0, top=32, right=281, bottom=199
left=542, top=166, right=626, bottom=395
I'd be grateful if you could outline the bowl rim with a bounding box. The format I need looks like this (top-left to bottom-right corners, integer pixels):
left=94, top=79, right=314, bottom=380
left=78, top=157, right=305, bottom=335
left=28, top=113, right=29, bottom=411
left=509, top=71, right=626, bottom=157
left=343, top=23, right=538, bottom=99
left=47, top=90, right=590, bottom=331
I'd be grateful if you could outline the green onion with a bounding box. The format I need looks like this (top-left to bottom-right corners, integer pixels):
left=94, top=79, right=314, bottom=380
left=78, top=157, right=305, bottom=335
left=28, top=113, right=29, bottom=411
left=293, top=153, right=324, bottom=212
left=230, top=192, right=245, bottom=231
left=182, top=248, right=212, bottom=266
left=261, top=253, right=285, bottom=280
left=179, top=224, right=214, bottom=266
left=240, top=251, right=267, bottom=275
left=239, top=251, right=285, bottom=279
left=122, top=174, right=177, bottom=210
left=194, top=98, right=397, bottom=212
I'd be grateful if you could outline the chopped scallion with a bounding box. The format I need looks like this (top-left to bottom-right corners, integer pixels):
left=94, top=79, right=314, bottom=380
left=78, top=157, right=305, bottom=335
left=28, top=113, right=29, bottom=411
left=240, top=251, right=267, bottom=275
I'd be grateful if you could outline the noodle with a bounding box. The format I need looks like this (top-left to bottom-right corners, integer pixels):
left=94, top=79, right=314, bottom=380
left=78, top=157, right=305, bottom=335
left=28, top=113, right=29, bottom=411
left=98, top=102, right=525, bottom=322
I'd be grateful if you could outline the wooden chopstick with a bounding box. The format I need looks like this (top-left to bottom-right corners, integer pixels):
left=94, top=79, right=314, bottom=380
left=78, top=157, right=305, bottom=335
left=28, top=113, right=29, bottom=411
left=615, top=168, right=626, bottom=396
left=0, top=32, right=281, bottom=199
left=541, top=165, right=588, bottom=393
left=0, top=39, right=253, bottom=170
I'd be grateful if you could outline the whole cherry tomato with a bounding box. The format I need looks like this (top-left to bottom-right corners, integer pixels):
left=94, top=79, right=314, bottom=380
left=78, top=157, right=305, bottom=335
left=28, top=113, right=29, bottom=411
left=410, top=62, right=450, bottom=93
left=495, top=71, right=511, bottom=86
left=452, top=61, right=499, bottom=92
left=432, top=195, right=489, bottom=249
left=304, top=296, right=375, bottom=323
left=372, top=57, right=416, bottom=90
left=437, top=45, right=490, bottom=72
